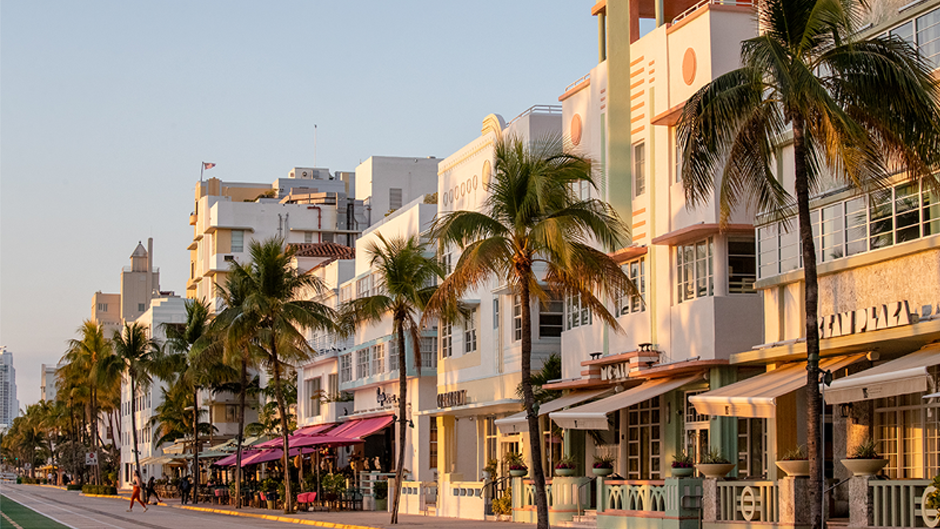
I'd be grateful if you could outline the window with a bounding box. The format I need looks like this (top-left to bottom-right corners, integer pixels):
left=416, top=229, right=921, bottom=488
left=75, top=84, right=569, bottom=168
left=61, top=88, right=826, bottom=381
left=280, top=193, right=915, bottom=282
left=225, top=405, right=237, bottom=422
left=758, top=182, right=939, bottom=279
left=389, top=336, right=399, bottom=371
left=356, top=275, right=372, bottom=299
left=305, top=232, right=314, bottom=243
left=441, top=322, right=453, bottom=358
left=566, top=293, right=592, bottom=330
left=634, top=143, right=646, bottom=196
left=493, top=298, right=500, bottom=329
left=97, top=303, right=108, bottom=312
left=357, top=349, right=370, bottom=378
left=738, top=418, right=768, bottom=478
left=429, top=419, right=438, bottom=469
left=231, top=230, right=244, bottom=253
left=441, top=252, right=453, bottom=276
left=512, top=295, right=524, bottom=341
left=727, top=238, right=756, bottom=294
left=340, top=354, right=352, bottom=383
left=306, top=377, right=321, bottom=418
left=372, top=344, right=386, bottom=375
left=626, top=396, right=662, bottom=479
left=890, top=7, right=940, bottom=69
left=464, top=311, right=478, bottom=353
left=539, top=293, right=564, bottom=338
left=677, top=237, right=713, bottom=303
left=619, top=258, right=646, bottom=315
left=875, top=378, right=940, bottom=479
left=674, top=128, right=683, bottom=183
left=328, top=373, right=338, bottom=399
left=420, top=337, right=438, bottom=369
left=389, top=188, right=403, bottom=211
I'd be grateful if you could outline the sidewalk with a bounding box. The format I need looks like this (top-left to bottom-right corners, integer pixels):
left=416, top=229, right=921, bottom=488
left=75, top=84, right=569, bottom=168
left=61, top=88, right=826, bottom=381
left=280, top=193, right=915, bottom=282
left=165, top=497, right=534, bottom=529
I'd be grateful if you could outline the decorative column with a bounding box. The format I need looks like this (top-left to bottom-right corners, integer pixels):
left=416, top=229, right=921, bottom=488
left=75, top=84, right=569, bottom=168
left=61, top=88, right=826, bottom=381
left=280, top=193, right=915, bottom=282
left=848, top=476, right=873, bottom=528
left=779, top=477, right=811, bottom=528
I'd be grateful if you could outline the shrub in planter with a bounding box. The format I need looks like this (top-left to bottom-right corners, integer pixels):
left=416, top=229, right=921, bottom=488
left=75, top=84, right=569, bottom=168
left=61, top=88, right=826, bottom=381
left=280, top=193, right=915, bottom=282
left=67, top=484, right=83, bottom=491
left=504, top=452, right=527, bottom=476
left=491, top=486, right=512, bottom=516
left=696, top=448, right=736, bottom=479
left=841, top=437, right=888, bottom=476
left=373, top=480, right=388, bottom=500
left=555, top=455, right=577, bottom=476
left=776, top=446, right=810, bottom=477
left=671, top=450, right=695, bottom=477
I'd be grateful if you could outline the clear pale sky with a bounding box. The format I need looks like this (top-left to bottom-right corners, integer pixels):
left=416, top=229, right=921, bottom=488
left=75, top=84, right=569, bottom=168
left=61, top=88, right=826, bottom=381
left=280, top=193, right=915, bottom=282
left=0, top=1, right=599, bottom=408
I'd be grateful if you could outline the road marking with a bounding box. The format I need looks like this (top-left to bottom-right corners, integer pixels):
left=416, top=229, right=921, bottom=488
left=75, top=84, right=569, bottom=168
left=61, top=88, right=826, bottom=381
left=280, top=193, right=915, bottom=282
left=1, top=510, right=25, bottom=529
left=4, top=487, right=120, bottom=528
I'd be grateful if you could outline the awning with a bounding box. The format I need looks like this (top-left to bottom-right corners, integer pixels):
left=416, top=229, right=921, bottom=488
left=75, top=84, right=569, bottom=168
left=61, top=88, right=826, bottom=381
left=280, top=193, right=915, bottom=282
left=213, top=450, right=261, bottom=467
left=495, top=389, right=612, bottom=434
left=295, top=423, right=337, bottom=436
left=690, top=354, right=864, bottom=418
left=551, top=376, right=699, bottom=430
left=330, top=415, right=394, bottom=439
left=826, top=345, right=940, bottom=405
left=256, top=423, right=340, bottom=449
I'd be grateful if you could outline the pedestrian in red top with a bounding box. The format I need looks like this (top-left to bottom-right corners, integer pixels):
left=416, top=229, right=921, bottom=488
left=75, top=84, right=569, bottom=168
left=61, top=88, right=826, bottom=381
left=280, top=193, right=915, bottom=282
left=128, top=471, right=148, bottom=512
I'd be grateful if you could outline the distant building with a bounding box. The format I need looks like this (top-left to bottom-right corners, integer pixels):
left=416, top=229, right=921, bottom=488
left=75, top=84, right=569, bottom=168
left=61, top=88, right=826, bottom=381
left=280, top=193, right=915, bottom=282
left=355, top=156, right=439, bottom=219
left=0, top=347, right=18, bottom=430
left=90, top=239, right=160, bottom=337
left=40, top=364, right=59, bottom=402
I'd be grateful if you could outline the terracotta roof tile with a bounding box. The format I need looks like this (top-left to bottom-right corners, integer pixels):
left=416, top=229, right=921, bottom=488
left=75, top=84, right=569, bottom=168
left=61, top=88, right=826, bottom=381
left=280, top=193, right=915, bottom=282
left=289, top=242, right=355, bottom=259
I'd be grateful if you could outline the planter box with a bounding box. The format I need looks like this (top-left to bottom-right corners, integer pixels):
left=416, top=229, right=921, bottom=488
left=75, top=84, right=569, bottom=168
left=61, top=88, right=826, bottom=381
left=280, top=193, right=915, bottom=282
left=696, top=463, right=736, bottom=479
left=840, top=458, right=888, bottom=477
left=555, top=468, right=576, bottom=477
left=776, top=460, right=810, bottom=477
left=671, top=467, right=695, bottom=477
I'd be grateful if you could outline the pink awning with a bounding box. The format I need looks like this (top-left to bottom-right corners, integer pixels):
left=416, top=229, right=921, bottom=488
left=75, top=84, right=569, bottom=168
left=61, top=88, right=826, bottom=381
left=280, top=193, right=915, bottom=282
left=295, top=423, right=337, bottom=436
left=330, top=416, right=394, bottom=439
left=239, top=447, right=314, bottom=467
left=291, top=435, right=362, bottom=449
left=213, top=450, right=260, bottom=467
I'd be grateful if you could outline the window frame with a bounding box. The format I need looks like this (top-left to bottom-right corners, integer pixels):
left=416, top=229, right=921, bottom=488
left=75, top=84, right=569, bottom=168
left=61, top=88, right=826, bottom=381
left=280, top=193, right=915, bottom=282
left=634, top=142, right=646, bottom=197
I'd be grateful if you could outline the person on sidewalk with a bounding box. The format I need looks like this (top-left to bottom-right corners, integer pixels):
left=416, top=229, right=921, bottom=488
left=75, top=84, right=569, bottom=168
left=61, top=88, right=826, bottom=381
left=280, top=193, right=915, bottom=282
left=147, top=476, right=161, bottom=504
left=128, top=472, right=148, bottom=512
left=179, top=475, right=191, bottom=505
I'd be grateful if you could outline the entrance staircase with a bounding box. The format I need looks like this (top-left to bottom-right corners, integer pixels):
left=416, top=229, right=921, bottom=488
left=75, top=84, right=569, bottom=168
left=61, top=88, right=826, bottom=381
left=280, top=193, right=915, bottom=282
left=557, top=509, right=597, bottom=528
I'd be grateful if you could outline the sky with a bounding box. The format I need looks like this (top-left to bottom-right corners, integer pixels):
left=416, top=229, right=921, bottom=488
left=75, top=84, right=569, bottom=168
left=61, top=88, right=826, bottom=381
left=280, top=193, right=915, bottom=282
left=0, top=1, right=599, bottom=408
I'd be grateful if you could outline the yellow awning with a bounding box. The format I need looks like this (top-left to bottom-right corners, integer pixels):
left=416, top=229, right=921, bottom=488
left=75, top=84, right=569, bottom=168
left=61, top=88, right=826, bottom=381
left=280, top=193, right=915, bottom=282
left=495, top=388, right=612, bottom=434
left=551, top=376, right=698, bottom=430
left=690, top=354, right=864, bottom=418
left=826, top=344, right=940, bottom=405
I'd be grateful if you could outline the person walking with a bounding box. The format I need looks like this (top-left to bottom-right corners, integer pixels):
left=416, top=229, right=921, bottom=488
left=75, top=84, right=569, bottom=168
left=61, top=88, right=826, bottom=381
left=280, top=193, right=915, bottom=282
left=128, top=472, right=148, bottom=512
left=146, top=476, right=161, bottom=505
left=180, top=475, right=191, bottom=505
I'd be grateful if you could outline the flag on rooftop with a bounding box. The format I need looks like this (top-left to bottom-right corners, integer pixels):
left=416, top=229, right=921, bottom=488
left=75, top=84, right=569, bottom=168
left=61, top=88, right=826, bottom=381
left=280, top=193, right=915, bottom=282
left=203, top=162, right=216, bottom=170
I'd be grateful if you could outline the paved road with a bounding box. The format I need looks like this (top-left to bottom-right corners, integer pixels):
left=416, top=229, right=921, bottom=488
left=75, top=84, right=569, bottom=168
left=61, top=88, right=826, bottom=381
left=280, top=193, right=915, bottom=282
left=0, top=485, right=537, bottom=529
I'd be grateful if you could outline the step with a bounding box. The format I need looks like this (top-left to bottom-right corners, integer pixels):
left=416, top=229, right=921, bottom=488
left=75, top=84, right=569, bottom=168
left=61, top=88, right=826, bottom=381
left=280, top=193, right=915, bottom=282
left=826, top=518, right=849, bottom=528
left=557, top=521, right=597, bottom=529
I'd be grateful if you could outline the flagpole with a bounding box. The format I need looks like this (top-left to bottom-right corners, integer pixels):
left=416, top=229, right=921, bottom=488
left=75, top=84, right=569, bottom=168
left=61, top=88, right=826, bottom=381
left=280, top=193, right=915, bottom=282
left=200, top=162, right=204, bottom=182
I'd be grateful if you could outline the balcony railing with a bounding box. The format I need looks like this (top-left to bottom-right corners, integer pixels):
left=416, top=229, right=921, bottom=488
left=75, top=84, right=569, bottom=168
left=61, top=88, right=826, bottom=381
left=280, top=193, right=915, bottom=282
left=870, top=479, right=935, bottom=528
left=715, top=480, right=780, bottom=523
left=671, top=0, right=753, bottom=25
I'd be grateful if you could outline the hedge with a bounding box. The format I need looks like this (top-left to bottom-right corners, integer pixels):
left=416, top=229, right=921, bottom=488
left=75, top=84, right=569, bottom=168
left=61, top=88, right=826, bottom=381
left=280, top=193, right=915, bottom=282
left=82, top=484, right=118, bottom=495
left=66, top=484, right=83, bottom=491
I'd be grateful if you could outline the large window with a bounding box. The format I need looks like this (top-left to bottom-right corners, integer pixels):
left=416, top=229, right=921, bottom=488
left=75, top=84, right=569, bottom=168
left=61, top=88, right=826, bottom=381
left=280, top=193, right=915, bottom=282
left=464, top=311, right=478, bottom=353
left=728, top=238, right=756, bottom=294
left=429, top=419, right=438, bottom=469
left=539, top=293, right=564, bottom=338
left=441, top=322, right=452, bottom=358
left=677, top=237, right=714, bottom=302
left=493, top=298, right=500, bottom=329
left=420, top=337, right=438, bottom=369
left=513, top=295, right=523, bottom=341
left=389, top=336, right=399, bottom=371
left=757, top=182, right=939, bottom=279
left=634, top=143, right=646, bottom=197
left=619, top=257, right=646, bottom=315
left=566, top=293, right=592, bottom=330
left=328, top=373, right=338, bottom=399
left=372, top=344, right=386, bottom=375
left=890, top=7, right=940, bottom=69
left=626, top=397, right=661, bottom=480
left=231, top=230, right=244, bottom=253
left=875, top=381, right=940, bottom=479
left=305, top=377, right=321, bottom=418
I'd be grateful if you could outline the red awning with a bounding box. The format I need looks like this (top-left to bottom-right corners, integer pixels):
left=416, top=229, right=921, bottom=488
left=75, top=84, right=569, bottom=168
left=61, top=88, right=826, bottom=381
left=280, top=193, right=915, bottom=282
left=256, top=422, right=340, bottom=448
left=331, top=416, right=394, bottom=439
left=295, top=423, right=337, bottom=436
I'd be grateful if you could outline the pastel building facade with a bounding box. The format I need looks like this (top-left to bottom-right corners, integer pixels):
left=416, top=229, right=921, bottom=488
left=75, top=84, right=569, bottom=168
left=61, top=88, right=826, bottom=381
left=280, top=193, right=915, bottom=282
left=0, top=348, right=18, bottom=431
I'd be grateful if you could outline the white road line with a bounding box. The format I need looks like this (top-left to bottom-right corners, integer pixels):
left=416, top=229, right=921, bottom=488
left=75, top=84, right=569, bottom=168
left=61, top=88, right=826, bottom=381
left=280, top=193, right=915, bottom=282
left=3, top=488, right=116, bottom=529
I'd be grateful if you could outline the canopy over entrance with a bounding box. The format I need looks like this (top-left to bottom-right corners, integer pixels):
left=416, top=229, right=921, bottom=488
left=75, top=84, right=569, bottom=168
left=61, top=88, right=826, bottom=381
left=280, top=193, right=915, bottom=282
left=826, top=344, right=940, bottom=405
left=551, top=376, right=698, bottom=430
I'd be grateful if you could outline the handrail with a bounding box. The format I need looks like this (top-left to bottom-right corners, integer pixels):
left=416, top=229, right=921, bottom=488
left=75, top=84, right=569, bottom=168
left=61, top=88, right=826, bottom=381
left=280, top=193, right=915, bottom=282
left=825, top=476, right=852, bottom=494
left=576, top=476, right=597, bottom=517
left=564, top=74, right=591, bottom=93
left=484, top=476, right=511, bottom=515
left=506, top=105, right=563, bottom=127
left=671, top=0, right=753, bottom=25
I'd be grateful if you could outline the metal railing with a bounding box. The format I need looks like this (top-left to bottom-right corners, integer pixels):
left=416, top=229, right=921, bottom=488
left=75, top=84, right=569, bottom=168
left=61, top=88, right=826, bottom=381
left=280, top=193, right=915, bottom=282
left=506, top=105, right=563, bottom=127
left=564, top=74, right=591, bottom=93
left=671, top=0, right=753, bottom=25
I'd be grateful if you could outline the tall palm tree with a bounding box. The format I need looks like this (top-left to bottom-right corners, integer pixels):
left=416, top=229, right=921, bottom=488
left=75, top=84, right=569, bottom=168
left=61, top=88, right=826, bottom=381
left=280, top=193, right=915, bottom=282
left=340, top=234, right=445, bottom=524
left=62, top=321, right=113, bottom=484
left=427, top=136, right=634, bottom=529
left=111, top=322, right=159, bottom=484
left=676, top=1, right=940, bottom=527
left=231, top=237, right=335, bottom=513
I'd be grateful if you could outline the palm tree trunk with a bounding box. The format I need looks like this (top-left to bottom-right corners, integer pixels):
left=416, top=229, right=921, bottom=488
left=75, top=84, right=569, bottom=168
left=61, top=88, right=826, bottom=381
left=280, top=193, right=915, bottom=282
left=390, top=321, right=408, bottom=524
left=91, top=387, right=100, bottom=485
left=235, top=354, right=248, bottom=509
left=192, top=385, right=200, bottom=505
left=519, top=276, right=549, bottom=529
left=130, top=376, right=142, bottom=486
left=793, top=114, right=823, bottom=529
left=271, top=341, right=294, bottom=514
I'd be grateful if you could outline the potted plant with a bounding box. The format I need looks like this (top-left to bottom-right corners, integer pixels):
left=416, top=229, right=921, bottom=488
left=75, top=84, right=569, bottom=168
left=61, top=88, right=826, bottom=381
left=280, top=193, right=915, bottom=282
left=505, top=452, right=528, bottom=477
left=555, top=455, right=577, bottom=477
left=841, top=437, right=888, bottom=476
left=593, top=450, right=615, bottom=477
left=776, top=445, right=810, bottom=477
left=261, top=478, right=278, bottom=509
left=696, top=448, right=736, bottom=479
left=482, top=459, right=498, bottom=481
left=671, top=451, right=695, bottom=477
left=373, top=480, right=388, bottom=511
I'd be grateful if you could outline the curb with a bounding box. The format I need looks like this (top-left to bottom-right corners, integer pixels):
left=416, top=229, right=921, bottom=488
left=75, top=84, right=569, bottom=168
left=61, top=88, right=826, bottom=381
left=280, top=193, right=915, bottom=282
left=175, top=504, right=380, bottom=529
left=22, top=483, right=68, bottom=491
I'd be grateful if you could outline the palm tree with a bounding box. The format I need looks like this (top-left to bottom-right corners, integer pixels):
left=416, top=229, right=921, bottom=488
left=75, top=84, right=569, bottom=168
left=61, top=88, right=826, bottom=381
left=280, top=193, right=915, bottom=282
left=111, top=322, right=159, bottom=484
left=427, top=136, right=634, bottom=529
left=676, top=1, right=940, bottom=527
left=340, top=234, right=445, bottom=524
left=62, top=321, right=114, bottom=484
left=231, top=237, right=336, bottom=513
